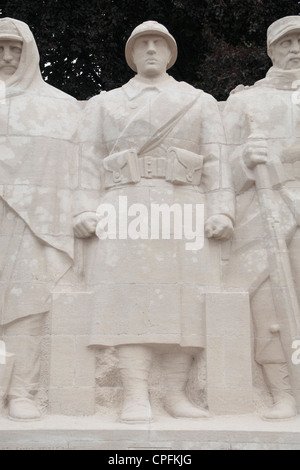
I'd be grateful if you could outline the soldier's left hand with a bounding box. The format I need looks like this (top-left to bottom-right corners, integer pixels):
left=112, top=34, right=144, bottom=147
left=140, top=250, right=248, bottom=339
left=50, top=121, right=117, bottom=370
left=205, top=215, right=234, bottom=240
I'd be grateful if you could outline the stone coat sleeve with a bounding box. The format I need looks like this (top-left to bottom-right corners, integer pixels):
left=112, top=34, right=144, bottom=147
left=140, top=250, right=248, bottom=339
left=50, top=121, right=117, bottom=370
left=200, top=93, right=235, bottom=222
left=223, top=93, right=256, bottom=195
left=74, top=93, right=107, bottom=217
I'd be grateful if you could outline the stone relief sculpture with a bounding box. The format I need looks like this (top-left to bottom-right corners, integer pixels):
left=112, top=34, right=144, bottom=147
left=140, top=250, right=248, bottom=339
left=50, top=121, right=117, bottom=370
left=74, top=21, right=235, bottom=423
left=0, top=18, right=78, bottom=421
left=0, top=13, right=298, bottom=433
left=223, top=16, right=300, bottom=421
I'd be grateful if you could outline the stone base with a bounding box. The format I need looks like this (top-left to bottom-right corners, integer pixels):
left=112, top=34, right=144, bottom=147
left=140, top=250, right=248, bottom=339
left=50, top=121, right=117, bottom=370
left=0, top=414, right=299, bottom=450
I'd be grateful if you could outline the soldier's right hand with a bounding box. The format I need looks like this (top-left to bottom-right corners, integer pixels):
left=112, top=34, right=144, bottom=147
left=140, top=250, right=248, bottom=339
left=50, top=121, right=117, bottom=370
left=73, top=212, right=100, bottom=238
left=243, top=138, right=268, bottom=170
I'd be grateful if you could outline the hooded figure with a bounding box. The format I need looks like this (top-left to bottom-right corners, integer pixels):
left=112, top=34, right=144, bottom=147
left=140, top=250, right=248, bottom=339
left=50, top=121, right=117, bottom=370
left=0, top=18, right=79, bottom=421
left=223, top=16, right=300, bottom=421
left=74, top=21, right=234, bottom=423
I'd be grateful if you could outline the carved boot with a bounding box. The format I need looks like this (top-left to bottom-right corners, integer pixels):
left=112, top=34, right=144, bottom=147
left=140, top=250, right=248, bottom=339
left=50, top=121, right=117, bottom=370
left=162, top=352, right=209, bottom=419
left=118, top=345, right=153, bottom=423
left=261, top=363, right=297, bottom=421
left=8, top=398, right=41, bottom=421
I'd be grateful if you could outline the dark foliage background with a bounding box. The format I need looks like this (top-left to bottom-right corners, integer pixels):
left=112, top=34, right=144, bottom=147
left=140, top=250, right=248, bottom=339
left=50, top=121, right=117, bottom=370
left=0, top=0, right=299, bottom=100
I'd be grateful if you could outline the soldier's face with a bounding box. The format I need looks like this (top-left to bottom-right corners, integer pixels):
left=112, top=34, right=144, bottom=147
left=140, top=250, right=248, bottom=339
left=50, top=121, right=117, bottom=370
left=132, top=35, right=171, bottom=78
left=0, top=40, right=22, bottom=81
left=271, top=32, right=300, bottom=70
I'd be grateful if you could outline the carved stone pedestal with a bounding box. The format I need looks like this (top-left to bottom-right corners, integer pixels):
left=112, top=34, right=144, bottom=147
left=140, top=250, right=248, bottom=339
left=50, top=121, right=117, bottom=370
left=0, top=415, right=299, bottom=450
left=206, top=292, right=254, bottom=415
left=48, top=292, right=96, bottom=416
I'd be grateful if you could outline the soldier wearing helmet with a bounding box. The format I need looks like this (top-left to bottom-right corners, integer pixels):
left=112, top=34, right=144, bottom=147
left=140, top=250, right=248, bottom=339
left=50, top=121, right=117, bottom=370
left=75, top=21, right=234, bottom=423
left=223, top=16, right=300, bottom=420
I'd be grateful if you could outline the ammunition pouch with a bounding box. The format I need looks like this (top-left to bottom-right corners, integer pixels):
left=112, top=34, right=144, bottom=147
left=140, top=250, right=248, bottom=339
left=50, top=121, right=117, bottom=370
left=103, top=147, right=204, bottom=188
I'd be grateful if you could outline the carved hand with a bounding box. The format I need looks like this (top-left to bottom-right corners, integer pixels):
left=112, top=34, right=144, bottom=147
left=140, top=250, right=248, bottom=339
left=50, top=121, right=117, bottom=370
left=243, top=138, right=268, bottom=170
left=73, top=212, right=100, bottom=238
left=205, top=215, right=234, bottom=240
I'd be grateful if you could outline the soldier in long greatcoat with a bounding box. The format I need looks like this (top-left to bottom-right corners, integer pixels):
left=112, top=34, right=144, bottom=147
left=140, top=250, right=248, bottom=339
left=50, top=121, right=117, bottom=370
left=223, top=16, right=300, bottom=420
left=74, top=21, right=234, bottom=422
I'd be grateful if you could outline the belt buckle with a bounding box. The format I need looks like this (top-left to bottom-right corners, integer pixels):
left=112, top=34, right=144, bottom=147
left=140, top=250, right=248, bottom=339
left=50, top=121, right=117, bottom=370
left=145, top=156, right=153, bottom=178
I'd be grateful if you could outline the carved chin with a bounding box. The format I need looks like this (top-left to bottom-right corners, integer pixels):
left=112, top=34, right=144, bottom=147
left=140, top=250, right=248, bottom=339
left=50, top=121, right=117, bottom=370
left=0, top=66, right=17, bottom=76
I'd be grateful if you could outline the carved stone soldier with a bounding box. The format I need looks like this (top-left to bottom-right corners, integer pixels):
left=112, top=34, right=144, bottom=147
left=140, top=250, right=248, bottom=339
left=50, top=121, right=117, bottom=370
left=75, top=21, right=234, bottom=422
left=223, top=16, right=300, bottom=420
left=0, top=18, right=78, bottom=420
